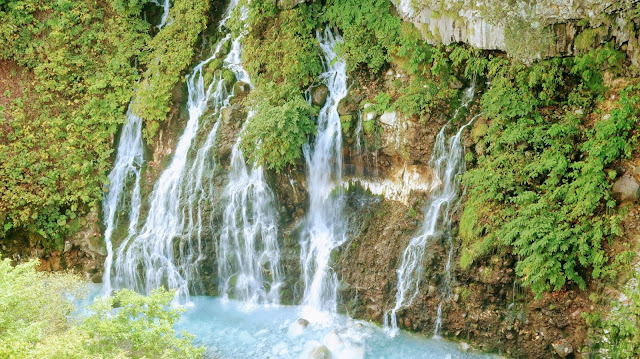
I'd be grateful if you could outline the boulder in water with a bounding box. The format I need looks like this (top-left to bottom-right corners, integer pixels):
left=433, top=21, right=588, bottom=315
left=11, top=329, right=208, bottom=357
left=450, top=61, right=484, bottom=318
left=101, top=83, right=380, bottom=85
left=323, top=330, right=343, bottom=353
left=308, top=345, right=332, bottom=359
left=288, top=318, right=309, bottom=337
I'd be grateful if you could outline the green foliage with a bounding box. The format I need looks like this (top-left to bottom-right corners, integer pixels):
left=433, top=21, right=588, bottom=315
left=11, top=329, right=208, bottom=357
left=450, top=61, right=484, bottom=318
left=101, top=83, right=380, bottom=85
left=0, top=258, right=203, bottom=358
left=134, top=0, right=210, bottom=141
left=584, top=271, right=640, bottom=358
left=241, top=84, right=316, bottom=172
left=461, top=49, right=639, bottom=298
left=240, top=0, right=322, bottom=171
left=370, top=92, right=393, bottom=114
left=245, top=0, right=322, bottom=89
left=0, top=259, right=85, bottom=357
left=0, top=0, right=150, bottom=249
left=82, top=288, right=204, bottom=358
left=571, top=42, right=625, bottom=93
left=363, top=25, right=460, bottom=120
left=112, top=0, right=150, bottom=17
left=323, top=0, right=401, bottom=71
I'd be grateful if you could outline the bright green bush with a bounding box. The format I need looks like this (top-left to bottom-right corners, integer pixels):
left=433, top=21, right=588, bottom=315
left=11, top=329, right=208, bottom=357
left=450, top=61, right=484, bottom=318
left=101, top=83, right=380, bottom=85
left=0, top=258, right=204, bottom=358
left=0, top=259, right=85, bottom=357
left=244, top=0, right=322, bottom=89
left=584, top=270, right=640, bottom=358
left=239, top=0, right=321, bottom=171
left=323, top=0, right=401, bottom=72
left=241, top=83, right=316, bottom=172
left=82, top=288, right=204, bottom=358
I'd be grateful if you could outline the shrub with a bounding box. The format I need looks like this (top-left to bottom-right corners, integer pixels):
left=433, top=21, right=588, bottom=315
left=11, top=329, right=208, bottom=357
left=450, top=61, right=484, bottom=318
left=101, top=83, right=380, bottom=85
left=0, top=258, right=204, bottom=358
left=323, top=0, right=401, bottom=72
left=584, top=270, right=640, bottom=358
left=241, top=83, right=316, bottom=172
left=461, top=56, right=639, bottom=298
left=134, top=0, right=210, bottom=141
left=0, top=0, right=149, bottom=249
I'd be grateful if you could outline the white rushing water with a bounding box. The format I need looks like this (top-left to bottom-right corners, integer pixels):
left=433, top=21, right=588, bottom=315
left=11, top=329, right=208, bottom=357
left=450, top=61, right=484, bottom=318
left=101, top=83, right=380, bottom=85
left=112, top=23, right=238, bottom=303
left=217, top=135, right=282, bottom=306
left=151, top=0, right=172, bottom=29
left=80, top=284, right=496, bottom=359
left=216, top=4, right=283, bottom=306
left=101, top=109, right=144, bottom=296
left=385, top=87, right=475, bottom=336
left=102, top=0, right=173, bottom=296
left=300, top=28, right=349, bottom=315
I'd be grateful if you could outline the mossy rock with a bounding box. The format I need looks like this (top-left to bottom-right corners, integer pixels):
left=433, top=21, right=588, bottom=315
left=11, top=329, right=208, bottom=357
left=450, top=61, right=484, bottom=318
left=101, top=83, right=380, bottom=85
left=340, top=114, right=353, bottom=134
left=574, top=27, right=608, bottom=53
left=471, top=121, right=488, bottom=143
left=220, top=69, right=236, bottom=87
left=363, top=119, right=376, bottom=135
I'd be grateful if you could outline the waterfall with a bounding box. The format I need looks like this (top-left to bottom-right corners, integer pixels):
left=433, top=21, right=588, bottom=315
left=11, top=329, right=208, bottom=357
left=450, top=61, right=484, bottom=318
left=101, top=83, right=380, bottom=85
left=214, top=5, right=283, bottom=306
left=354, top=109, right=364, bottom=155
left=217, top=137, right=282, bottom=306
left=299, top=28, right=349, bottom=314
left=102, top=0, right=174, bottom=297
left=151, top=0, right=172, bottom=29
left=101, top=109, right=144, bottom=296
left=384, top=86, right=475, bottom=336
left=113, top=24, right=237, bottom=303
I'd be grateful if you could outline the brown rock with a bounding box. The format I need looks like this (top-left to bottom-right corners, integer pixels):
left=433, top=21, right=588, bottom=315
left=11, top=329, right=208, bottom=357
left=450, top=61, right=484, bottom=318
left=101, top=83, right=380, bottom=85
left=278, top=0, right=306, bottom=9
left=312, top=85, right=328, bottom=107
left=613, top=173, right=639, bottom=201
left=552, top=339, right=573, bottom=358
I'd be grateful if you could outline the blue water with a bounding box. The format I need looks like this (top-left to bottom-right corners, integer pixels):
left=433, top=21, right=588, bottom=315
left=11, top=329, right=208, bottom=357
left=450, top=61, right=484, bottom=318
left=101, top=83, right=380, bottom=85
left=79, top=285, right=497, bottom=359
left=176, top=297, right=498, bottom=359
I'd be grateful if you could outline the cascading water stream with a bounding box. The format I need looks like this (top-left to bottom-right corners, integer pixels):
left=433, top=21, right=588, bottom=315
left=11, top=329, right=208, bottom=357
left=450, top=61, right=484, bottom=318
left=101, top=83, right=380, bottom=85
left=101, top=109, right=144, bottom=296
left=384, top=86, right=475, bottom=336
left=151, top=0, right=172, bottom=29
left=113, top=22, right=238, bottom=303
left=215, top=4, right=283, bottom=306
left=217, top=134, right=282, bottom=306
left=101, top=0, right=174, bottom=297
left=299, top=28, right=349, bottom=315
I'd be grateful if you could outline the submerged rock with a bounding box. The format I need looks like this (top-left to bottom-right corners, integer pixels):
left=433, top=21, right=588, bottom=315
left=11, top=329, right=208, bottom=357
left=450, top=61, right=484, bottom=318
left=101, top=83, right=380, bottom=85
left=288, top=318, right=309, bottom=337
left=308, top=344, right=331, bottom=359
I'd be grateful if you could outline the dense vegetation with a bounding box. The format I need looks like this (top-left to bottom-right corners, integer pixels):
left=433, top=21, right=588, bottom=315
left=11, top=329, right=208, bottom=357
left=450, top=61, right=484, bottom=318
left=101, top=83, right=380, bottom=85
left=459, top=44, right=639, bottom=296
left=584, top=270, right=640, bottom=358
left=0, top=0, right=149, bottom=249
left=0, top=258, right=203, bottom=358
left=0, top=0, right=208, bottom=250
left=239, top=0, right=320, bottom=172
left=2, top=3, right=639, bottom=354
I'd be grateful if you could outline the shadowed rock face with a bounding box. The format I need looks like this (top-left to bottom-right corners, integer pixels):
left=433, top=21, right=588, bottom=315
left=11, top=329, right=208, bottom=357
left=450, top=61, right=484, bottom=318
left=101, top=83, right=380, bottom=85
left=392, top=0, right=639, bottom=63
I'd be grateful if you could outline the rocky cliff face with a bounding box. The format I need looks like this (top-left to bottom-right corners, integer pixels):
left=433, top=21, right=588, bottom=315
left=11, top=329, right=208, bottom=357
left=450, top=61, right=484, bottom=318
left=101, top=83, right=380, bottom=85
left=392, top=0, right=640, bottom=64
